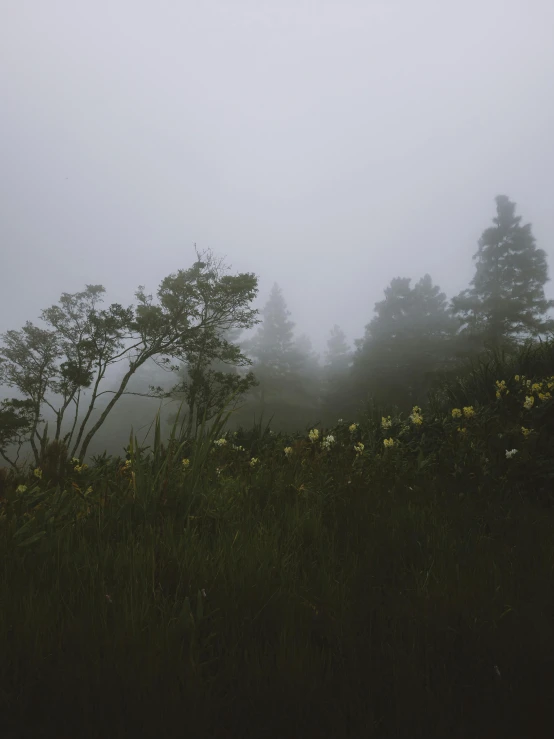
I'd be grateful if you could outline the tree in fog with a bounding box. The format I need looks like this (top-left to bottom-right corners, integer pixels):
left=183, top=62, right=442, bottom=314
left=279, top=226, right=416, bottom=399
left=351, top=274, right=459, bottom=413
left=0, top=248, right=260, bottom=467
left=320, top=325, right=354, bottom=421
left=165, top=320, right=258, bottom=437
left=239, top=283, right=306, bottom=409
left=451, top=195, right=554, bottom=354
left=291, top=332, right=323, bottom=413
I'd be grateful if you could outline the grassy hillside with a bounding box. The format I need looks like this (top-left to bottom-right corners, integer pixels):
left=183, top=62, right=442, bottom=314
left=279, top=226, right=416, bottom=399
left=1, top=339, right=554, bottom=738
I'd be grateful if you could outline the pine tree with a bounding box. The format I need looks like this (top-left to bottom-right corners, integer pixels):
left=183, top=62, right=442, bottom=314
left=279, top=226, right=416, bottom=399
left=451, top=195, right=554, bottom=353
left=240, top=283, right=305, bottom=407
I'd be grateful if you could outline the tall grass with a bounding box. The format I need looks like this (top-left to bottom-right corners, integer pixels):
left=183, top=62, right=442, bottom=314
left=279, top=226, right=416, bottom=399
left=1, top=339, right=554, bottom=738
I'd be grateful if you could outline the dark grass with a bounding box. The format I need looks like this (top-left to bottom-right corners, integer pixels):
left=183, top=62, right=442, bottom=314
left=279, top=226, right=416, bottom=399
left=1, top=340, right=554, bottom=738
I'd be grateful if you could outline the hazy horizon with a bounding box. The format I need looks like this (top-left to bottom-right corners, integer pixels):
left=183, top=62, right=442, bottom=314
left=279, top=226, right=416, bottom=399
left=2, top=0, right=554, bottom=362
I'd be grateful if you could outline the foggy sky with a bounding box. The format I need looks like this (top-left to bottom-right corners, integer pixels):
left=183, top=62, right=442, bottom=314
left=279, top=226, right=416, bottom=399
left=2, top=0, right=554, bottom=368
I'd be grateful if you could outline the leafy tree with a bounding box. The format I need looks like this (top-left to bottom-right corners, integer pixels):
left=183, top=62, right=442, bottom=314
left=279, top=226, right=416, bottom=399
left=351, top=274, right=460, bottom=412
left=0, top=247, right=260, bottom=467
left=451, top=195, right=554, bottom=354
left=0, top=397, right=36, bottom=470
left=165, top=318, right=258, bottom=438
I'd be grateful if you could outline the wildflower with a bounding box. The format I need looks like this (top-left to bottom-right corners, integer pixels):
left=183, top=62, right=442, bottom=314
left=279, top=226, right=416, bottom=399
left=523, top=395, right=534, bottom=410
left=383, top=438, right=395, bottom=448
left=495, top=379, right=509, bottom=399
left=354, top=442, right=364, bottom=454
left=250, top=457, right=259, bottom=468
left=321, top=435, right=335, bottom=450
left=381, top=416, right=392, bottom=429
left=409, top=406, right=423, bottom=425
left=308, top=429, right=319, bottom=442
left=531, top=382, right=542, bottom=393
left=74, top=464, right=88, bottom=473
left=349, top=423, right=358, bottom=433
left=514, top=375, right=520, bottom=382
left=182, top=458, right=190, bottom=468
left=457, top=427, right=466, bottom=433
left=284, top=446, right=293, bottom=457
left=521, top=426, right=532, bottom=437
left=33, top=468, right=42, bottom=479
left=506, top=449, right=518, bottom=459
left=214, top=438, right=228, bottom=447
left=462, top=406, right=475, bottom=418
left=539, top=392, right=552, bottom=402
left=232, top=444, right=245, bottom=452
left=451, top=408, right=462, bottom=419
left=16, top=484, right=27, bottom=494
left=70, top=457, right=80, bottom=466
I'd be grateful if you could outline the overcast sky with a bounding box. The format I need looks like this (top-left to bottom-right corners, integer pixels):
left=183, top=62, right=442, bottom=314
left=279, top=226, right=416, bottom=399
left=2, top=0, right=554, bottom=366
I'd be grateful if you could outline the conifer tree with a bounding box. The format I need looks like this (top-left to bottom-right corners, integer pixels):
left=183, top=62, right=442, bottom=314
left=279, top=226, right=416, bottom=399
left=240, top=283, right=306, bottom=408
left=451, top=195, right=554, bottom=353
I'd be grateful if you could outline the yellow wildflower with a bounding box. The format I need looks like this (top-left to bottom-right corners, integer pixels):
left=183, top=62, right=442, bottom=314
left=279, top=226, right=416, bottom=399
left=523, top=395, right=534, bottom=410
left=521, top=426, right=532, bottom=437
left=462, top=406, right=475, bottom=418
left=308, top=429, right=320, bottom=442
left=451, top=408, right=462, bottom=419
left=34, top=468, right=42, bottom=479
left=383, top=438, right=395, bottom=448
left=250, top=457, right=259, bottom=468
left=349, top=423, right=358, bottom=433
left=182, top=458, right=190, bottom=468
left=16, top=484, right=27, bottom=494
left=354, top=442, right=364, bottom=454
left=381, top=416, right=392, bottom=429
left=284, top=446, right=293, bottom=456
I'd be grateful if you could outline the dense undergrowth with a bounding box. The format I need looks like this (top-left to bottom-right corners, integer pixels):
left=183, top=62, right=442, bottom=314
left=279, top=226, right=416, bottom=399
left=1, top=340, right=554, bottom=738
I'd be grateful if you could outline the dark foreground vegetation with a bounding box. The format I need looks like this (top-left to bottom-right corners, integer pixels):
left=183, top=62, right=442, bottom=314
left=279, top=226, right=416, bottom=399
left=1, top=338, right=554, bottom=739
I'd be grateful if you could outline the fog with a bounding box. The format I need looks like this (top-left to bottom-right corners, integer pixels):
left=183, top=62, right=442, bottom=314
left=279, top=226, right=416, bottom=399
left=2, top=0, right=554, bottom=460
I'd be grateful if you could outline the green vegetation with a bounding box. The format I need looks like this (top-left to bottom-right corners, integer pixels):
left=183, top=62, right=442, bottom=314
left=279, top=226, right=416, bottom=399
left=1, top=337, right=554, bottom=738
left=1, top=195, right=554, bottom=737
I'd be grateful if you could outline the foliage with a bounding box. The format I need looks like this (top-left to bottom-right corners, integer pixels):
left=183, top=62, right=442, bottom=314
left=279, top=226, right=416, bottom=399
left=451, top=194, right=554, bottom=352
left=2, top=335, right=554, bottom=738
left=350, top=273, right=461, bottom=413
left=0, top=247, right=260, bottom=469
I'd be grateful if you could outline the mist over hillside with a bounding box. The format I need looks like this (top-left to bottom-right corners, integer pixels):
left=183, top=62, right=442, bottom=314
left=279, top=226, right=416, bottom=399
left=2, top=1, right=554, bottom=466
